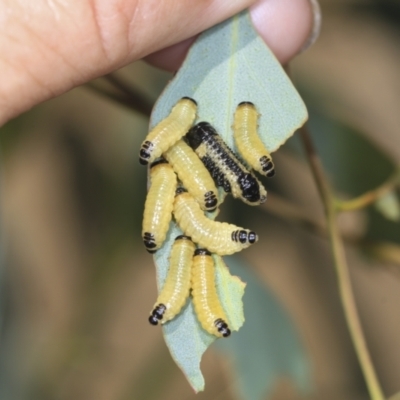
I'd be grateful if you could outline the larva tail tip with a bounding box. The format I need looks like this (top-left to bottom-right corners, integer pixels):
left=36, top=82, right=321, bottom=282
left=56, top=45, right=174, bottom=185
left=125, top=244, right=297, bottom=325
left=148, top=315, right=159, bottom=325
left=181, top=96, right=197, bottom=105
left=238, top=101, right=254, bottom=107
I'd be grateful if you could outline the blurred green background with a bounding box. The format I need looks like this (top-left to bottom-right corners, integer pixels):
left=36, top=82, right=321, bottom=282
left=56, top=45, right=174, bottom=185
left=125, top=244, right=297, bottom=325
left=1, top=1, right=400, bottom=399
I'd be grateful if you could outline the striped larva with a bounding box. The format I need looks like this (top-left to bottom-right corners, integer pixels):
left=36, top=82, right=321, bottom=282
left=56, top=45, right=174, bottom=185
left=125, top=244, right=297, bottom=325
left=163, top=139, right=218, bottom=211
left=142, top=159, right=177, bottom=253
left=149, top=235, right=195, bottom=325
left=185, top=122, right=267, bottom=206
left=139, top=97, right=197, bottom=165
left=191, top=249, right=231, bottom=338
left=173, top=189, right=258, bottom=255
left=233, top=102, right=275, bottom=177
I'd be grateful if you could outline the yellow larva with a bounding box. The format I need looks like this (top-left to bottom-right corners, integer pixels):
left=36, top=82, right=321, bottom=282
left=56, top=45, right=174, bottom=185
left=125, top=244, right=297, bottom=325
left=139, top=97, right=197, bottom=165
left=186, top=122, right=267, bottom=206
left=149, top=235, right=195, bottom=325
left=142, top=160, right=177, bottom=253
left=173, top=189, right=258, bottom=255
left=233, top=102, right=275, bottom=177
left=164, top=139, right=218, bottom=211
left=191, top=249, right=231, bottom=338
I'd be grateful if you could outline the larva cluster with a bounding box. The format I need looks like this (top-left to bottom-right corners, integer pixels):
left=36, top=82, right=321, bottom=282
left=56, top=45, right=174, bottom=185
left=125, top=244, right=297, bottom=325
left=140, top=98, right=275, bottom=337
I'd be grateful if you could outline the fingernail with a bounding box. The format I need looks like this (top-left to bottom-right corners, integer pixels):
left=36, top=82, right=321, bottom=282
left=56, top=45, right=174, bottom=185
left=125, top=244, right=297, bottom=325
left=300, top=0, right=322, bottom=53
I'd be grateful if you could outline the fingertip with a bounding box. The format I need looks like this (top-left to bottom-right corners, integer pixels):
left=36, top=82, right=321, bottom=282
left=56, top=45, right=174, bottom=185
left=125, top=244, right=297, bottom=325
left=249, top=0, right=315, bottom=64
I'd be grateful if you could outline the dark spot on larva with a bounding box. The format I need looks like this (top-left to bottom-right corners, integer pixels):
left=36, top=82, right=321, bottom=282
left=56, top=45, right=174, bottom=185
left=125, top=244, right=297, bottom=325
left=150, top=158, right=168, bottom=168
left=238, top=173, right=261, bottom=203
left=143, top=232, right=157, bottom=253
left=248, top=231, right=258, bottom=244
left=175, top=187, right=187, bottom=196
left=204, top=191, right=218, bottom=211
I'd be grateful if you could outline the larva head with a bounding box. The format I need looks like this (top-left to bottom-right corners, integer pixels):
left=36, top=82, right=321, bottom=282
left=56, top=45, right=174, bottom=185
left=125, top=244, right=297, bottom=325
left=139, top=140, right=154, bottom=165
left=186, top=122, right=217, bottom=150
left=259, top=156, right=275, bottom=178
left=149, top=304, right=167, bottom=325
left=238, top=173, right=264, bottom=205
left=215, top=318, right=231, bottom=338
left=143, top=232, right=157, bottom=253
left=204, top=190, right=218, bottom=211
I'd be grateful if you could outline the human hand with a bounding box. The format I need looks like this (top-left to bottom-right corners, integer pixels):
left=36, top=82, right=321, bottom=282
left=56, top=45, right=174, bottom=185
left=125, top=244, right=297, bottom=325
left=0, top=0, right=318, bottom=125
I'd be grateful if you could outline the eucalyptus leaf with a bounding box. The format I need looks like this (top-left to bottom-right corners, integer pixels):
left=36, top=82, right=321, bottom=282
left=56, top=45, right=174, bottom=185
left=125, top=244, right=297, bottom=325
left=148, top=9, right=308, bottom=391
left=374, top=190, right=400, bottom=222
left=215, top=257, right=311, bottom=400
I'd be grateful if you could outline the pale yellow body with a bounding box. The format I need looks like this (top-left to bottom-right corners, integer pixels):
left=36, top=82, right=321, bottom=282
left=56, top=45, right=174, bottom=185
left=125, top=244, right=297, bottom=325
left=191, top=252, right=230, bottom=337
left=173, top=191, right=258, bottom=255
left=140, top=98, right=197, bottom=164
left=142, top=162, right=177, bottom=252
left=164, top=140, right=219, bottom=211
left=150, top=236, right=195, bottom=323
left=233, top=103, right=275, bottom=177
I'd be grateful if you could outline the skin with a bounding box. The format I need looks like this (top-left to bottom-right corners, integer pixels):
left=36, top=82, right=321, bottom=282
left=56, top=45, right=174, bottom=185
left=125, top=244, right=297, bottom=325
left=0, top=0, right=314, bottom=125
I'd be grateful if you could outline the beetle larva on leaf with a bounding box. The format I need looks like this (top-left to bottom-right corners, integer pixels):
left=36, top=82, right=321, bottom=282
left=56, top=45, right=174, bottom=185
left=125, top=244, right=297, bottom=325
left=185, top=122, right=267, bottom=205
left=233, top=102, right=275, bottom=177
left=173, top=189, right=258, bottom=255
left=142, top=159, right=177, bottom=253
left=149, top=235, right=195, bottom=325
left=191, top=249, right=231, bottom=338
left=139, top=97, right=197, bottom=165
left=164, top=139, right=218, bottom=211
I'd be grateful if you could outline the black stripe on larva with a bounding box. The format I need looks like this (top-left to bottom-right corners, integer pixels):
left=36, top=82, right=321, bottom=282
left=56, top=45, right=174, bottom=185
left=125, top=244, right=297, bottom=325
left=194, top=248, right=211, bottom=256
left=231, top=230, right=257, bottom=244
left=143, top=232, right=157, bottom=253
left=139, top=140, right=154, bottom=165
left=186, top=122, right=262, bottom=203
left=238, top=101, right=254, bottom=107
left=215, top=318, right=231, bottom=337
left=149, top=303, right=167, bottom=325
left=201, top=155, right=231, bottom=193
left=150, top=158, right=168, bottom=168
left=181, top=96, right=197, bottom=106
left=204, top=191, right=218, bottom=211
left=175, top=235, right=191, bottom=241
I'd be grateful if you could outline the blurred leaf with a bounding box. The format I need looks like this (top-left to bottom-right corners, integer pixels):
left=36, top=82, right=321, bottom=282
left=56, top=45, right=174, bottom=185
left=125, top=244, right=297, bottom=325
left=374, top=190, right=400, bottom=222
left=154, top=227, right=245, bottom=392
left=288, top=103, right=400, bottom=244
left=365, top=241, right=400, bottom=266
left=215, top=257, right=311, bottom=400
left=148, top=9, right=308, bottom=390
left=388, top=392, right=400, bottom=400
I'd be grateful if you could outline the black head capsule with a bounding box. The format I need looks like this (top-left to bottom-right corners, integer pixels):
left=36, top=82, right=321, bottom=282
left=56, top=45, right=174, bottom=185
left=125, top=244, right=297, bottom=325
left=150, top=158, right=168, bottom=168
left=215, top=318, right=231, bottom=338
left=139, top=140, right=154, bottom=165
left=143, top=232, right=157, bottom=253
left=175, top=235, right=191, bottom=241
left=149, top=304, right=167, bottom=325
left=238, top=101, right=254, bottom=107
left=204, top=191, right=218, bottom=211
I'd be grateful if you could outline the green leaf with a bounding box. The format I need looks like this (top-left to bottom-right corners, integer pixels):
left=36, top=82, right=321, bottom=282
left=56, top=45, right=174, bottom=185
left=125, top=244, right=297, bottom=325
left=215, top=257, right=311, bottom=400
left=148, top=9, right=308, bottom=391
left=154, top=227, right=245, bottom=392
left=374, top=190, right=400, bottom=222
